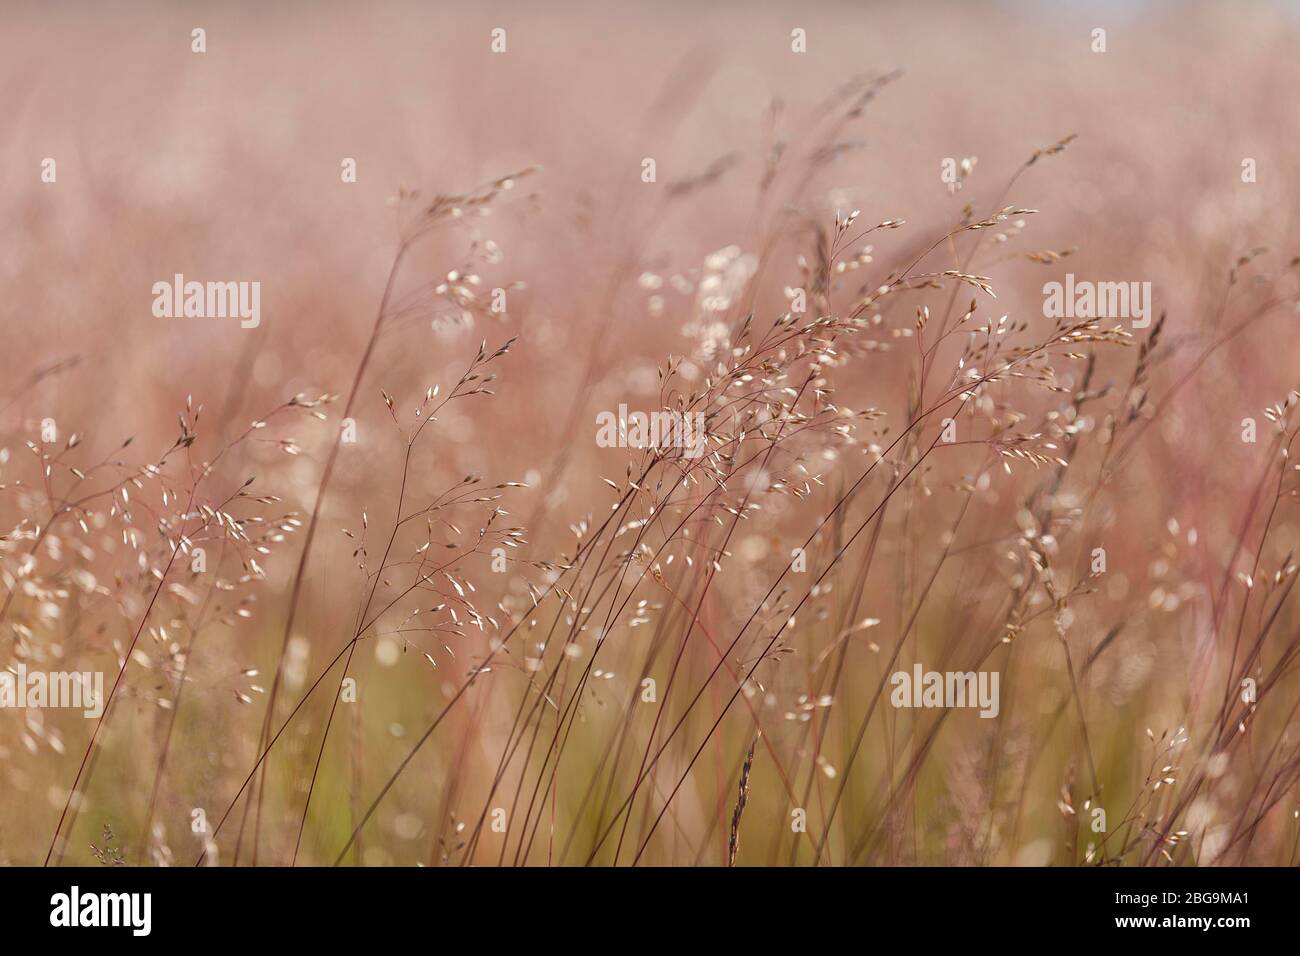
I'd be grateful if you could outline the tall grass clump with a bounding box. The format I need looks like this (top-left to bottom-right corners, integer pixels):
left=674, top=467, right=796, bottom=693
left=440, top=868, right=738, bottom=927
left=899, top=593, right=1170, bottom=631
left=4, top=60, right=1300, bottom=869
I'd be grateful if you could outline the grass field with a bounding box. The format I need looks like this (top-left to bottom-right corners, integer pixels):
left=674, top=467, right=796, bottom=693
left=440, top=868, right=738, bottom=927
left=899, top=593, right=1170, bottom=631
left=2, top=0, right=1299, bottom=867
